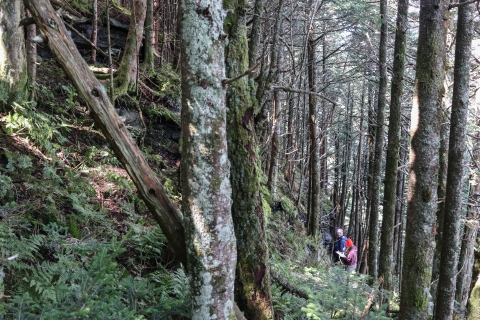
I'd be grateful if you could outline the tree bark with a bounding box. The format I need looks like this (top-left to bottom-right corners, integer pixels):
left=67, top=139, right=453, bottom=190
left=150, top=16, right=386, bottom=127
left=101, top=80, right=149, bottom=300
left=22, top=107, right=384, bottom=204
left=368, top=0, right=388, bottom=282
left=267, top=50, right=283, bottom=197
left=0, top=0, right=27, bottom=111
left=378, top=0, right=407, bottom=292
left=25, top=8, right=37, bottom=92
left=179, top=0, right=237, bottom=316
left=248, top=0, right=263, bottom=68
left=91, top=0, right=98, bottom=63
left=307, top=3, right=320, bottom=237
left=142, top=0, right=155, bottom=71
left=456, top=92, right=480, bottom=319
left=431, top=109, right=449, bottom=301
left=435, top=1, right=475, bottom=317
left=114, top=0, right=146, bottom=98
left=224, top=0, right=273, bottom=317
left=399, top=0, right=449, bottom=318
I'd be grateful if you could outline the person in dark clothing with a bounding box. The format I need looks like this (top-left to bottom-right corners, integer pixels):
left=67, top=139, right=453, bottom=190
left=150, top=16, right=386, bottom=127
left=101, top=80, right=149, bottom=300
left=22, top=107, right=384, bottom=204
left=333, top=228, right=347, bottom=262
left=338, top=238, right=357, bottom=272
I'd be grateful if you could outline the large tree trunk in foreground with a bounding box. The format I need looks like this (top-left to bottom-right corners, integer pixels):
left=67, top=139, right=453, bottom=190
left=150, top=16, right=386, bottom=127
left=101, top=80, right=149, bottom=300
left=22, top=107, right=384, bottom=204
left=224, top=0, right=273, bottom=317
left=180, top=0, right=237, bottom=316
left=399, top=0, right=448, bottom=318
left=24, top=0, right=187, bottom=265
left=0, top=0, right=28, bottom=111
left=435, top=1, right=475, bottom=317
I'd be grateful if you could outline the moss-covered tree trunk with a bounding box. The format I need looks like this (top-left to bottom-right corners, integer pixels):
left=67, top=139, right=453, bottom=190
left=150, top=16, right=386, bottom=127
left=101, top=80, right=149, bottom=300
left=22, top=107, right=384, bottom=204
left=142, top=0, right=154, bottom=71
left=179, top=0, right=236, bottom=316
left=399, top=0, right=448, bottom=317
left=378, top=0, right=407, bottom=292
left=224, top=0, right=273, bottom=318
left=0, top=0, right=27, bottom=111
left=434, top=1, right=474, bottom=317
left=114, top=0, right=146, bottom=98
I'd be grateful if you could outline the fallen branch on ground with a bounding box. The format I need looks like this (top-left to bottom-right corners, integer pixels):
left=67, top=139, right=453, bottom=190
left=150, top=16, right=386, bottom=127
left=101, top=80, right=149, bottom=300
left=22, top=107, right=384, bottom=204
left=271, top=269, right=309, bottom=299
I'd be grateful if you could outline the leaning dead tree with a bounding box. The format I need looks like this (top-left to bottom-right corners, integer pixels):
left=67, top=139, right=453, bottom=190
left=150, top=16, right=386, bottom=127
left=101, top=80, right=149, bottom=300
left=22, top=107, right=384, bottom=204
left=24, top=0, right=187, bottom=264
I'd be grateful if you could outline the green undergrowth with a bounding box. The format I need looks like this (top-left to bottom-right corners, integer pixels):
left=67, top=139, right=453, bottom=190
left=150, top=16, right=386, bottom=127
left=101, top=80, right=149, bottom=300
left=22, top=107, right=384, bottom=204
left=268, top=178, right=394, bottom=319
left=0, top=70, right=189, bottom=318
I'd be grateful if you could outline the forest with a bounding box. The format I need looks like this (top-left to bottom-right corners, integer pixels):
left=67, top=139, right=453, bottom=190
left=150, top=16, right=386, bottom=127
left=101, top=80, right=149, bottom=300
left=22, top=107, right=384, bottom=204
left=0, top=0, right=479, bottom=319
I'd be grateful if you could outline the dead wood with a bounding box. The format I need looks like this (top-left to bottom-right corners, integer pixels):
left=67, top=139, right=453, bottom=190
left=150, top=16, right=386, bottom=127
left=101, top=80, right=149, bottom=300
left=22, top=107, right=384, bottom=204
left=24, top=0, right=187, bottom=265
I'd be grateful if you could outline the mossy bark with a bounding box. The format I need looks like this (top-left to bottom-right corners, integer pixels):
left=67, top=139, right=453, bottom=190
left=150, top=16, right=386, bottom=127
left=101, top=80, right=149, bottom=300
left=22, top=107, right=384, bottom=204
left=224, top=0, right=273, bottom=318
left=114, top=0, right=146, bottom=99
left=142, top=0, right=154, bottom=71
left=0, top=0, right=28, bottom=111
left=399, top=0, right=449, bottom=318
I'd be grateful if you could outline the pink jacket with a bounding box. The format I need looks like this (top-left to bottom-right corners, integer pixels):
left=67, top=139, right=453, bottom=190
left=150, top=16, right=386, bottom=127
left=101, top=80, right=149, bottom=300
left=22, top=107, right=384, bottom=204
left=342, top=245, right=358, bottom=266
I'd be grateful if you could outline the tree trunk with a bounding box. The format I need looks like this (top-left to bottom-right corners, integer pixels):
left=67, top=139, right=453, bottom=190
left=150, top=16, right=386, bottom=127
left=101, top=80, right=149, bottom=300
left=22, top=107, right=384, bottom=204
left=399, top=0, right=449, bottom=317
left=359, top=80, right=375, bottom=275
left=455, top=181, right=479, bottom=318
left=378, top=0, right=407, bottom=292
left=248, top=0, right=263, bottom=68
left=368, top=0, right=388, bottom=282
left=435, top=1, right=475, bottom=317
left=456, top=82, right=480, bottom=319
left=0, top=0, right=27, bottom=111
left=285, top=95, right=296, bottom=188
left=431, top=109, right=449, bottom=301
left=224, top=0, right=273, bottom=317
left=393, top=129, right=407, bottom=275
left=142, top=0, right=155, bottom=71
left=179, top=0, right=237, bottom=316
left=114, top=0, right=146, bottom=98
left=91, top=0, right=98, bottom=63
left=307, top=8, right=320, bottom=238
left=25, top=9, right=37, bottom=92
left=267, top=51, right=284, bottom=197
